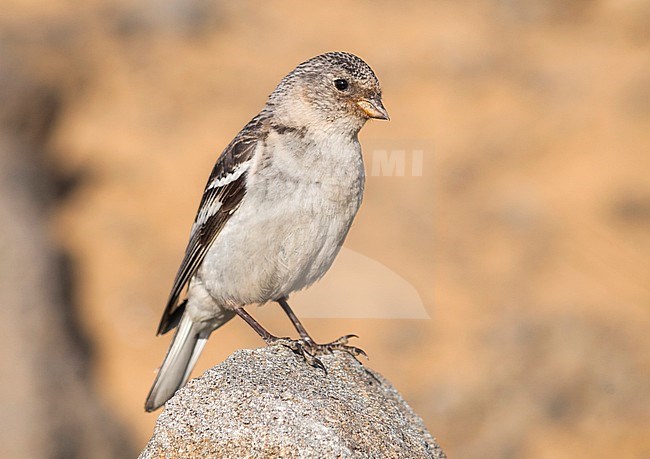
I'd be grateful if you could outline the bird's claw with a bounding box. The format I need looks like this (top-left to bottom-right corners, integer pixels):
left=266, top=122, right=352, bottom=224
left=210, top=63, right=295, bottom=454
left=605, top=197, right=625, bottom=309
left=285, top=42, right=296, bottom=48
left=270, top=334, right=367, bottom=370
left=273, top=337, right=327, bottom=373
left=313, top=334, right=367, bottom=361
left=328, top=334, right=359, bottom=346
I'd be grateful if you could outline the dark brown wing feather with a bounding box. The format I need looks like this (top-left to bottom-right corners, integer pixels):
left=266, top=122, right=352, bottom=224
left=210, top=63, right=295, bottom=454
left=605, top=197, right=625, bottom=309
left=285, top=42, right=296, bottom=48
left=156, top=117, right=266, bottom=335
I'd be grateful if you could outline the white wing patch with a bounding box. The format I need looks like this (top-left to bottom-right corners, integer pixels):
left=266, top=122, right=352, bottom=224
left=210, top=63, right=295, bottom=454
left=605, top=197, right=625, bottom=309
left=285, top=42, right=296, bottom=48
left=194, top=200, right=223, bottom=229
left=192, top=160, right=251, bottom=232
left=207, top=160, right=251, bottom=189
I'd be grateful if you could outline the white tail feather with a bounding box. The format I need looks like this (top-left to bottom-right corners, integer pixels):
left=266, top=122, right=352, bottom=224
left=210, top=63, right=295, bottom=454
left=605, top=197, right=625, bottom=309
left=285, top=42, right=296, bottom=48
left=145, top=315, right=207, bottom=412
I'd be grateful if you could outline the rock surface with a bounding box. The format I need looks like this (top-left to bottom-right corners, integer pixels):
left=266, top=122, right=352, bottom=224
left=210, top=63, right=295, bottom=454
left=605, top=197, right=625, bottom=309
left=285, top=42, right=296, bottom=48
left=140, top=346, right=445, bottom=458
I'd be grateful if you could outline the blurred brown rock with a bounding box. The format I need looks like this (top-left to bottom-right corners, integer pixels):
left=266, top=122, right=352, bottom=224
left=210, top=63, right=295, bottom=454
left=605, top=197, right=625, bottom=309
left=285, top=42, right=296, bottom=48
left=0, top=56, right=134, bottom=458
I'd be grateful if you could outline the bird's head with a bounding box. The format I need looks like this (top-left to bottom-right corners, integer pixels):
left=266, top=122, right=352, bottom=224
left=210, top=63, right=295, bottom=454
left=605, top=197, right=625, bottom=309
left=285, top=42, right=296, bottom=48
left=268, top=52, right=388, bottom=133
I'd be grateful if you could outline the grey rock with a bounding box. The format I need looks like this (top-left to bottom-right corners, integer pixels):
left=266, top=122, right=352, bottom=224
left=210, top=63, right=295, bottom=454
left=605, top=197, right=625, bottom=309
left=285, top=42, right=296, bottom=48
left=140, top=346, right=445, bottom=458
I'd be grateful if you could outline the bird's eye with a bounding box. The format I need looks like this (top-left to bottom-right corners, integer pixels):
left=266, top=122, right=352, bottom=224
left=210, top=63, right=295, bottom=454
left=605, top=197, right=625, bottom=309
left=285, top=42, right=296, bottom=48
left=334, top=79, right=349, bottom=91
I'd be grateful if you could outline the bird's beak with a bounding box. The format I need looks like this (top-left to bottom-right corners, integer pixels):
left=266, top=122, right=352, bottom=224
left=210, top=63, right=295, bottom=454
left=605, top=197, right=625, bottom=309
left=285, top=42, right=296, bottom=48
left=356, top=97, right=390, bottom=120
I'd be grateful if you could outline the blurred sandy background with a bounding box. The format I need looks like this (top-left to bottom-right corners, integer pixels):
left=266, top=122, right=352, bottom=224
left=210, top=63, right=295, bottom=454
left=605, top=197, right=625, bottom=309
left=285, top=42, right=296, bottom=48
left=1, top=0, right=648, bottom=457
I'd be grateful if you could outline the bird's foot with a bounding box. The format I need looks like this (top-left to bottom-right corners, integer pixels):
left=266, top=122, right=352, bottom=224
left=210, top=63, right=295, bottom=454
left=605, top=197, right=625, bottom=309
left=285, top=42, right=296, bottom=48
left=269, top=334, right=367, bottom=373
left=305, top=334, right=368, bottom=360
left=270, top=337, right=327, bottom=372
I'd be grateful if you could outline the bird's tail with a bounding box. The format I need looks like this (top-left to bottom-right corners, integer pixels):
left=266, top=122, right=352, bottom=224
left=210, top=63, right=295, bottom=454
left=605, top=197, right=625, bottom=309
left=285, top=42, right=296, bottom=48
left=145, top=314, right=210, bottom=412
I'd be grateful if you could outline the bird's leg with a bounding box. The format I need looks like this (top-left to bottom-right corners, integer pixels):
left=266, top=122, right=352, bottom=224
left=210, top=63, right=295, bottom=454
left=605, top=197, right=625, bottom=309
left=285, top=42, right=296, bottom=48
left=234, top=307, right=279, bottom=344
left=276, top=297, right=314, bottom=343
left=276, top=297, right=367, bottom=360
left=234, top=306, right=326, bottom=371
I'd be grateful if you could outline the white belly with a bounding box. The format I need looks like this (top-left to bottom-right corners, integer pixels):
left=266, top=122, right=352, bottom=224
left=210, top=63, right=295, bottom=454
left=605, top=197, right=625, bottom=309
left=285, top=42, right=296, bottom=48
left=197, top=178, right=362, bottom=306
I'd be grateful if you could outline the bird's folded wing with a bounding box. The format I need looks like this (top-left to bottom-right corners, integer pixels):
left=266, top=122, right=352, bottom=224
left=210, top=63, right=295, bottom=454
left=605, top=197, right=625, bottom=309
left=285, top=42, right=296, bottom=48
left=156, top=121, right=265, bottom=335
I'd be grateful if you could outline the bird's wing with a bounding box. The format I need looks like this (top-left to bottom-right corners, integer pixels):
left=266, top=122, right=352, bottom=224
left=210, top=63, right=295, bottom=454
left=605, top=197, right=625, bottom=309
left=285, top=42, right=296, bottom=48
left=156, top=120, right=265, bottom=335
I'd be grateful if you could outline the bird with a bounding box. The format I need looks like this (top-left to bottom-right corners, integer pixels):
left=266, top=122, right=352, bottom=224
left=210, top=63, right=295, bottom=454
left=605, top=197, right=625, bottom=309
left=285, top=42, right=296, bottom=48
left=145, top=51, right=389, bottom=412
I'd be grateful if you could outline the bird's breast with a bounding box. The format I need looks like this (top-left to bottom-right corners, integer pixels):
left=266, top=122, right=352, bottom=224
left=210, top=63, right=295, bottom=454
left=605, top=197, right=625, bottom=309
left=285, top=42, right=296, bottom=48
left=198, top=133, right=366, bottom=304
